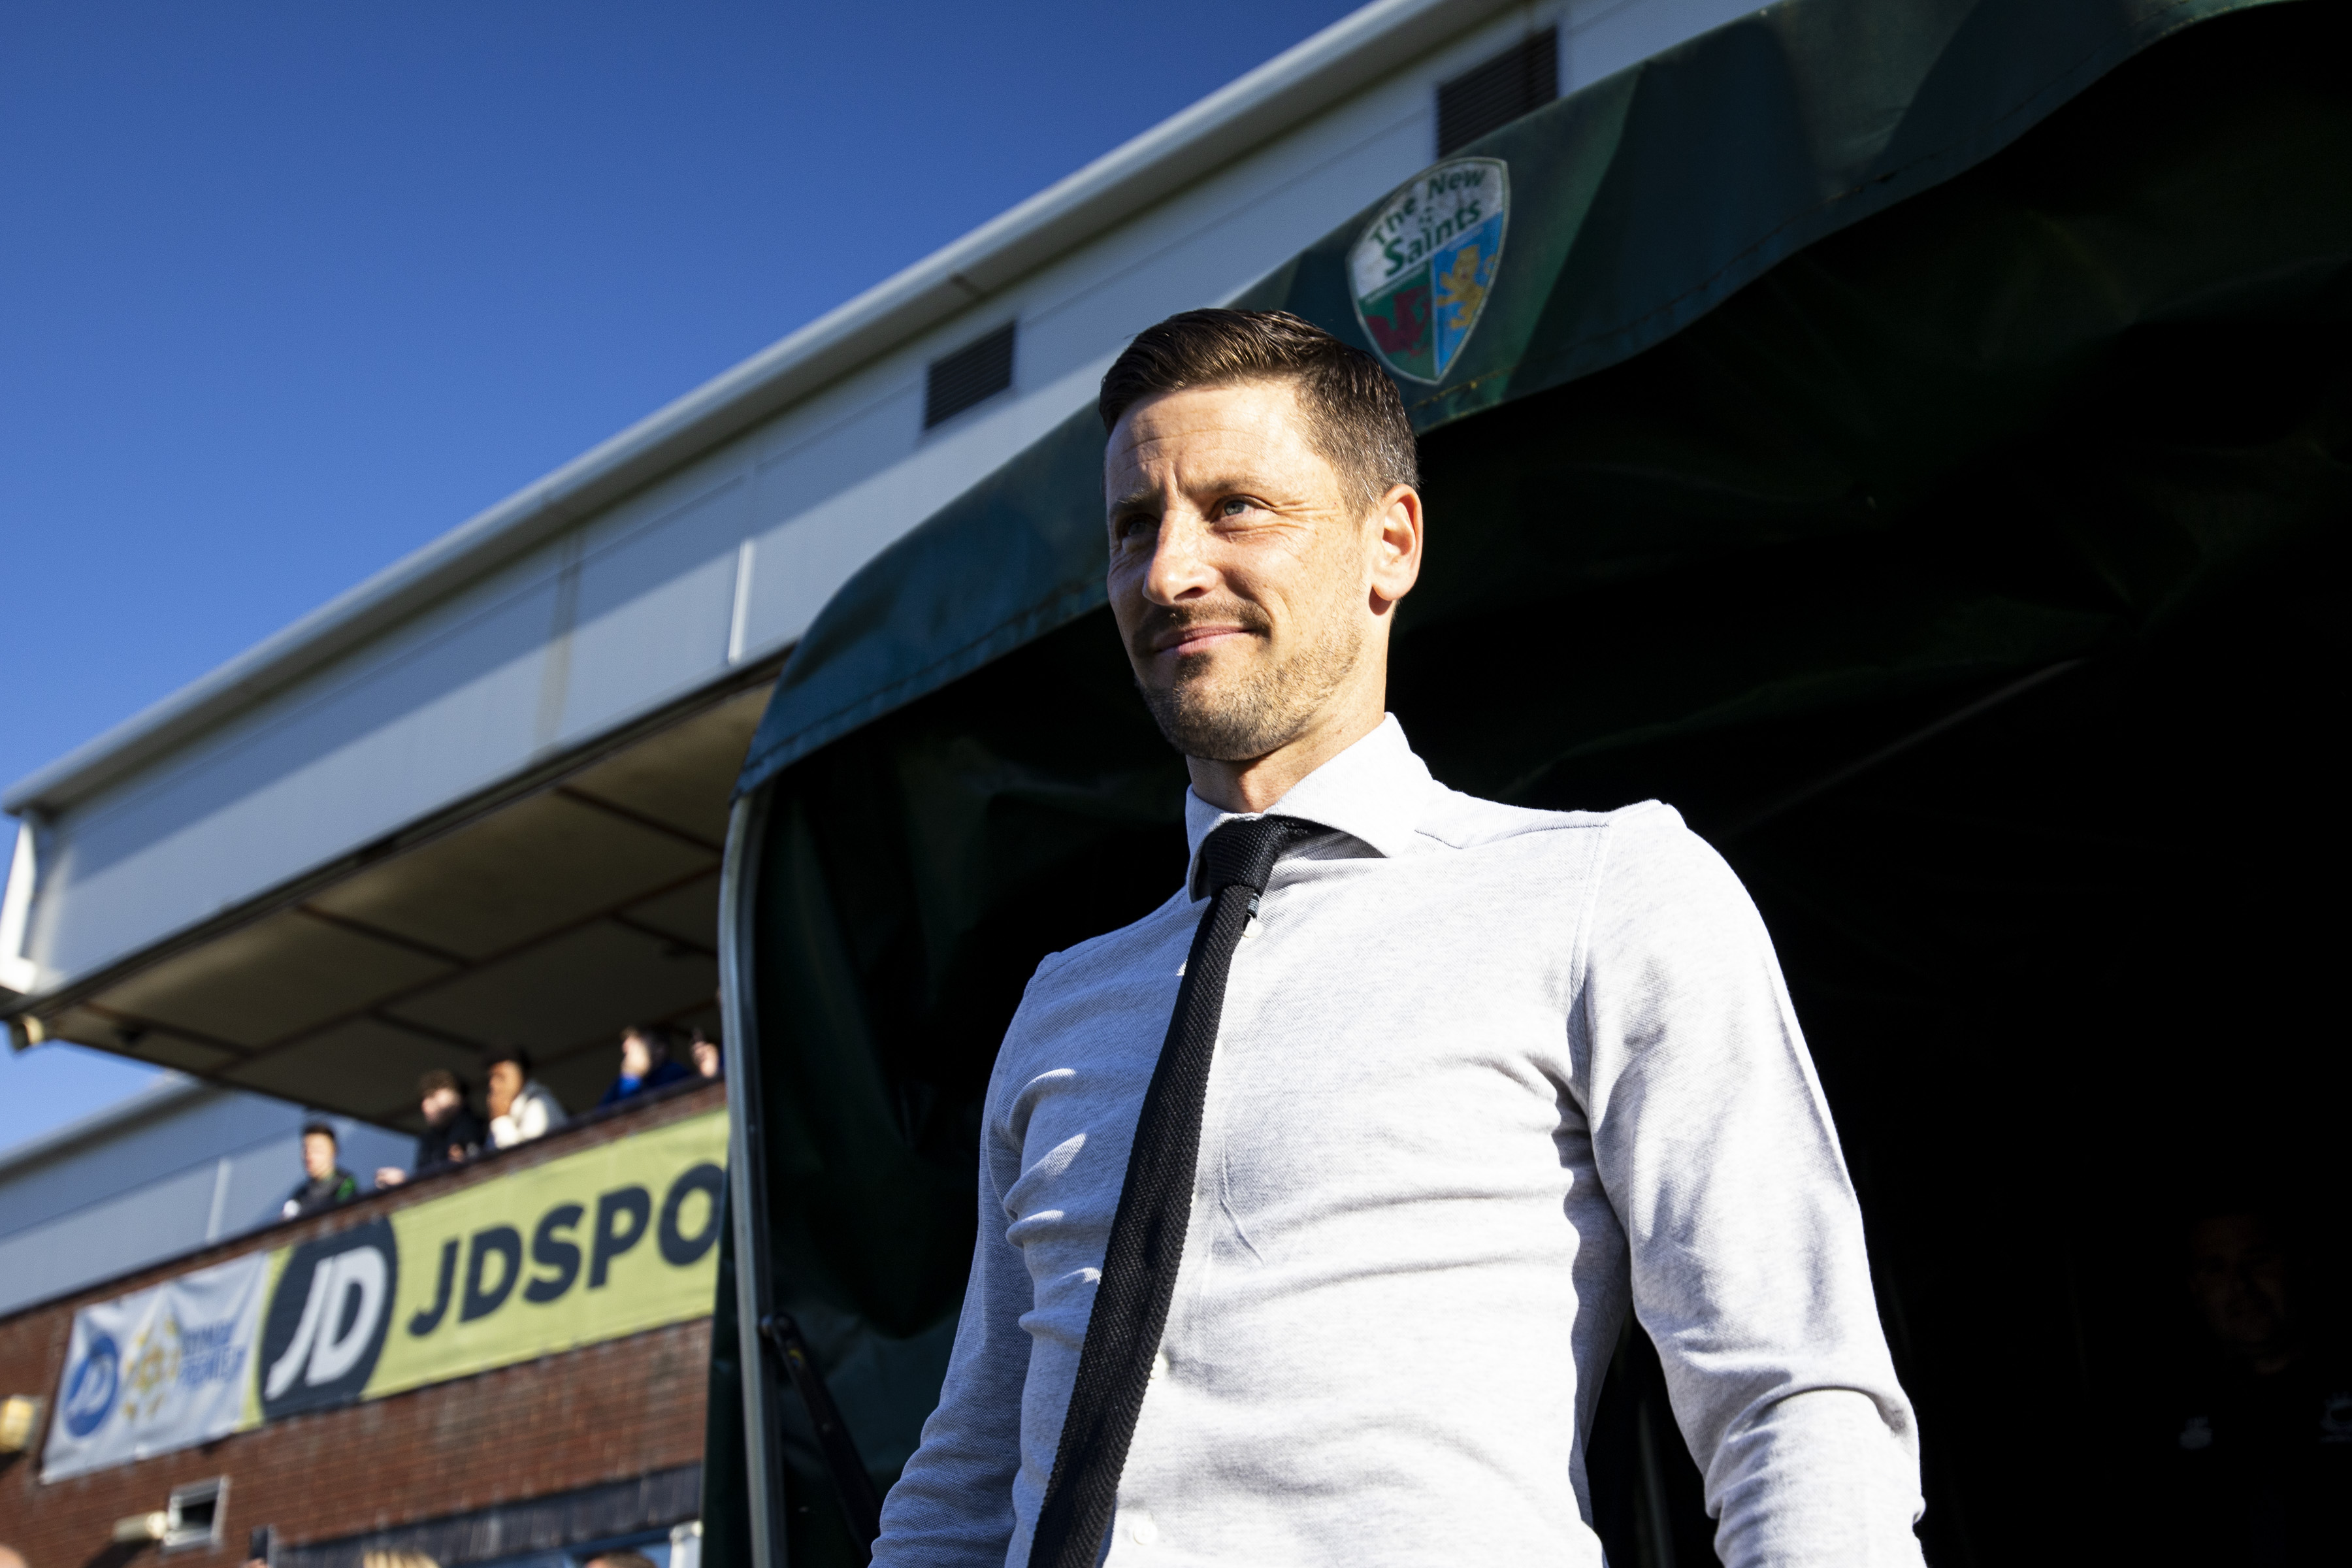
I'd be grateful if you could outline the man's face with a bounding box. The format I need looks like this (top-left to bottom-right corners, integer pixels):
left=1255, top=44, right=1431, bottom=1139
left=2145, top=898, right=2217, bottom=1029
left=2188, top=1213, right=2295, bottom=1362
left=621, top=1033, right=653, bottom=1077
left=487, top=1060, right=524, bottom=1115
left=1105, top=380, right=1392, bottom=761
left=420, top=1085, right=459, bottom=1124
left=301, top=1132, right=336, bottom=1181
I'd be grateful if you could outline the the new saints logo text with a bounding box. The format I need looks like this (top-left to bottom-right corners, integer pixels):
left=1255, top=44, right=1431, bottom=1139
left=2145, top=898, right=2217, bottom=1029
left=1350, top=158, right=1509, bottom=384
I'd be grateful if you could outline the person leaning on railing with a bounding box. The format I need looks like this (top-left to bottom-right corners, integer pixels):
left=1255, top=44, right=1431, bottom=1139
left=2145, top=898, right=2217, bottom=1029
left=280, top=1120, right=359, bottom=1218
left=374, top=1068, right=487, bottom=1189
left=485, top=1046, right=566, bottom=1148
left=595, top=1022, right=694, bottom=1109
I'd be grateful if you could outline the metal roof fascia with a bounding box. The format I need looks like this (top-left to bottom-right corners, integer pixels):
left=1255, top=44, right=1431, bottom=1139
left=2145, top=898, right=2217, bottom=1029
left=3, top=0, right=1518, bottom=821
left=0, top=1071, right=215, bottom=1186
left=0, top=649, right=785, bottom=1028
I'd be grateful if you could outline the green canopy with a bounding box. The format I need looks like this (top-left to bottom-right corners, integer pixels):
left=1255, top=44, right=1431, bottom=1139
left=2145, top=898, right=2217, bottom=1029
left=733, top=0, right=2305, bottom=799
left=710, top=2, right=2350, bottom=1563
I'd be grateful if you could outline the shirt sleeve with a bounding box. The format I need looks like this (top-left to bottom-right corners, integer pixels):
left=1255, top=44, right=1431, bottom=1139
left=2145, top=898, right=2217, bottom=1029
left=516, top=1086, right=559, bottom=1141
left=870, top=1040, right=1037, bottom=1566
left=1576, top=805, right=1925, bottom=1567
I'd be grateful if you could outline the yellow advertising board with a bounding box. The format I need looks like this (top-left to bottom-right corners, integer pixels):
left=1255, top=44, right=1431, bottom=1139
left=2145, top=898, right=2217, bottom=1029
left=246, top=1109, right=727, bottom=1426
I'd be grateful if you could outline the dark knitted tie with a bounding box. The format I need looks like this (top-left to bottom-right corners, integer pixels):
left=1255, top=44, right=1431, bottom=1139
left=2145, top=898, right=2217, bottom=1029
left=1027, top=813, right=1321, bottom=1568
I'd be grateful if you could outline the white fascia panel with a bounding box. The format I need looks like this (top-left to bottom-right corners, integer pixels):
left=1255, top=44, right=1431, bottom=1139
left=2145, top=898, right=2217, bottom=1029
left=0, top=1161, right=222, bottom=1316
left=30, top=565, right=563, bottom=983
left=24, top=442, right=772, bottom=987
left=1, top=821, right=37, bottom=995
left=0, top=1086, right=270, bottom=1240
left=553, top=474, right=752, bottom=748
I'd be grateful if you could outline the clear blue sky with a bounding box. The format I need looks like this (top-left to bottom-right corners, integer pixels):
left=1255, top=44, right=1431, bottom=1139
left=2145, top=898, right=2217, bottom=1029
left=0, top=0, right=1361, bottom=1151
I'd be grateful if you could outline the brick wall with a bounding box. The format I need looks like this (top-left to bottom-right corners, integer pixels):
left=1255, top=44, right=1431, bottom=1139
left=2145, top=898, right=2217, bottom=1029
left=0, top=1084, right=726, bottom=1568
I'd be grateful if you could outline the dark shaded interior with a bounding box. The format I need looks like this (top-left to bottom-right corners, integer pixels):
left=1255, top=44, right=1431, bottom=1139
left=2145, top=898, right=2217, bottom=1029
left=719, top=7, right=2349, bottom=1562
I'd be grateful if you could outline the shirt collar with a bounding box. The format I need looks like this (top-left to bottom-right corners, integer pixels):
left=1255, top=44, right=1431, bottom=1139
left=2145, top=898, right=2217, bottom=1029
left=1182, top=715, right=1433, bottom=897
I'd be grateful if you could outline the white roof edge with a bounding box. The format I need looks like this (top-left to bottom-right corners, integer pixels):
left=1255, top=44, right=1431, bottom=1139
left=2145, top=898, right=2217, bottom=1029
left=5, top=0, right=1515, bottom=819
left=0, top=1070, right=213, bottom=1184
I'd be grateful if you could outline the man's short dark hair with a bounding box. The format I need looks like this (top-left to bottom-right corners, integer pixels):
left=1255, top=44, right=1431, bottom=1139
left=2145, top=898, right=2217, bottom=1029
left=300, top=1120, right=336, bottom=1143
left=487, top=1047, right=532, bottom=1076
left=623, top=1023, right=678, bottom=1054
left=418, top=1068, right=463, bottom=1097
left=1098, top=308, right=1419, bottom=517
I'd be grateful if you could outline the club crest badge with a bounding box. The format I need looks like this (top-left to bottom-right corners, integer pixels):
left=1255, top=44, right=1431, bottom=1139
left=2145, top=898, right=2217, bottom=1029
left=1350, top=158, right=1509, bottom=384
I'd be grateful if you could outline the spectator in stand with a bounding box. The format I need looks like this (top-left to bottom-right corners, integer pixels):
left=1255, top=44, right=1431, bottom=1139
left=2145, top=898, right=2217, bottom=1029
left=690, top=1024, right=723, bottom=1081
left=486, top=1047, right=566, bottom=1149
left=2143, top=1196, right=2349, bottom=1563
left=280, top=1120, right=359, bottom=1218
left=596, top=1023, right=693, bottom=1108
left=374, top=1069, right=487, bottom=1188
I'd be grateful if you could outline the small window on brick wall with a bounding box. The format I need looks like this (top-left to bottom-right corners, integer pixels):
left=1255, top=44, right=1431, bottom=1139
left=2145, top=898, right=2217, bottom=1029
left=1437, top=29, right=1559, bottom=157
left=165, top=1478, right=227, bottom=1553
left=924, top=321, right=1017, bottom=429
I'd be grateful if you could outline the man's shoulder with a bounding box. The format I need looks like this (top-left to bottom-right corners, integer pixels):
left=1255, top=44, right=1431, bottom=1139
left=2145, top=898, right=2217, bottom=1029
left=1025, top=885, right=1193, bottom=992
left=984, top=890, right=1193, bottom=1103
left=1413, top=787, right=1687, bottom=855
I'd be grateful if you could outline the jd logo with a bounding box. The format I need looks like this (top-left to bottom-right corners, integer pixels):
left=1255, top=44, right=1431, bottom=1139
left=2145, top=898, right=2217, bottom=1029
left=406, top=1163, right=726, bottom=1337
left=1349, top=157, right=1509, bottom=384
left=61, top=1333, right=120, bottom=1439
left=259, top=1218, right=397, bottom=1418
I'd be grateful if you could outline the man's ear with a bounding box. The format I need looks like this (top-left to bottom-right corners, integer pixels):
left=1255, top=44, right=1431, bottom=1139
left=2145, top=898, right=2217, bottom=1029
left=1369, top=483, right=1424, bottom=608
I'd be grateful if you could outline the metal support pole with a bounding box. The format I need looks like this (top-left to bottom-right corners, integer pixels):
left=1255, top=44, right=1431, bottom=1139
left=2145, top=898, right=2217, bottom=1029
left=760, top=1311, right=884, bottom=1560
left=719, top=789, right=787, bottom=1568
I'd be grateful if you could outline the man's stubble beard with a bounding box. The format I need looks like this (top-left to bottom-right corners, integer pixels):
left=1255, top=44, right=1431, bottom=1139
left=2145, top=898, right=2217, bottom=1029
left=1135, top=589, right=1366, bottom=763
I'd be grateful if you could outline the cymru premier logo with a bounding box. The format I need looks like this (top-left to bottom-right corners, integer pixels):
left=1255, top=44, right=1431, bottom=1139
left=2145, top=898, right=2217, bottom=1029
left=1350, top=158, right=1509, bottom=385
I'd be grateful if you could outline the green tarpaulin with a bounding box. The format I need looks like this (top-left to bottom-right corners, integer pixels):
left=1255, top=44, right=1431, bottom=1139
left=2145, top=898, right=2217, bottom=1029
left=710, top=1, right=2349, bottom=1561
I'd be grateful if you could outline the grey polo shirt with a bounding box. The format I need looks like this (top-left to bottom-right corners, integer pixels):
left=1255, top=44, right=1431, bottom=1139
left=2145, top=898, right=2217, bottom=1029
left=874, top=716, right=1924, bottom=1567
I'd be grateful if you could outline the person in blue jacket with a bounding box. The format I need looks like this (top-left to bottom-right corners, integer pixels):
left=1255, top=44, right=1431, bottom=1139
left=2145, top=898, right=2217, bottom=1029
left=596, top=1022, right=694, bottom=1108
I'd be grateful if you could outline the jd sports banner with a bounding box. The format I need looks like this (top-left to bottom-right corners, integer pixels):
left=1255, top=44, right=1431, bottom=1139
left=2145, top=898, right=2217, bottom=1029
left=257, top=1109, right=728, bottom=1411
left=46, top=1109, right=727, bottom=1478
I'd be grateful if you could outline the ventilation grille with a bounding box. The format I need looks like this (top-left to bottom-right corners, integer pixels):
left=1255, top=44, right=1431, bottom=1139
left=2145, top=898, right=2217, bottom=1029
left=924, top=322, right=1017, bottom=429
left=1437, top=29, right=1559, bottom=156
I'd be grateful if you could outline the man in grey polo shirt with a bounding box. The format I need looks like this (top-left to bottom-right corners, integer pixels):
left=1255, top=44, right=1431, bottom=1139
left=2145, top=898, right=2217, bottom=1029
left=873, top=310, right=1925, bottom=1567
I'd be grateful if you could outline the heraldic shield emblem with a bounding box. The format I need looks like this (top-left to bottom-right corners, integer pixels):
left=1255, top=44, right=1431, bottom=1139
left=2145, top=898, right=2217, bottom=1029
left=1350, top=157, right=1509, bottom=384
